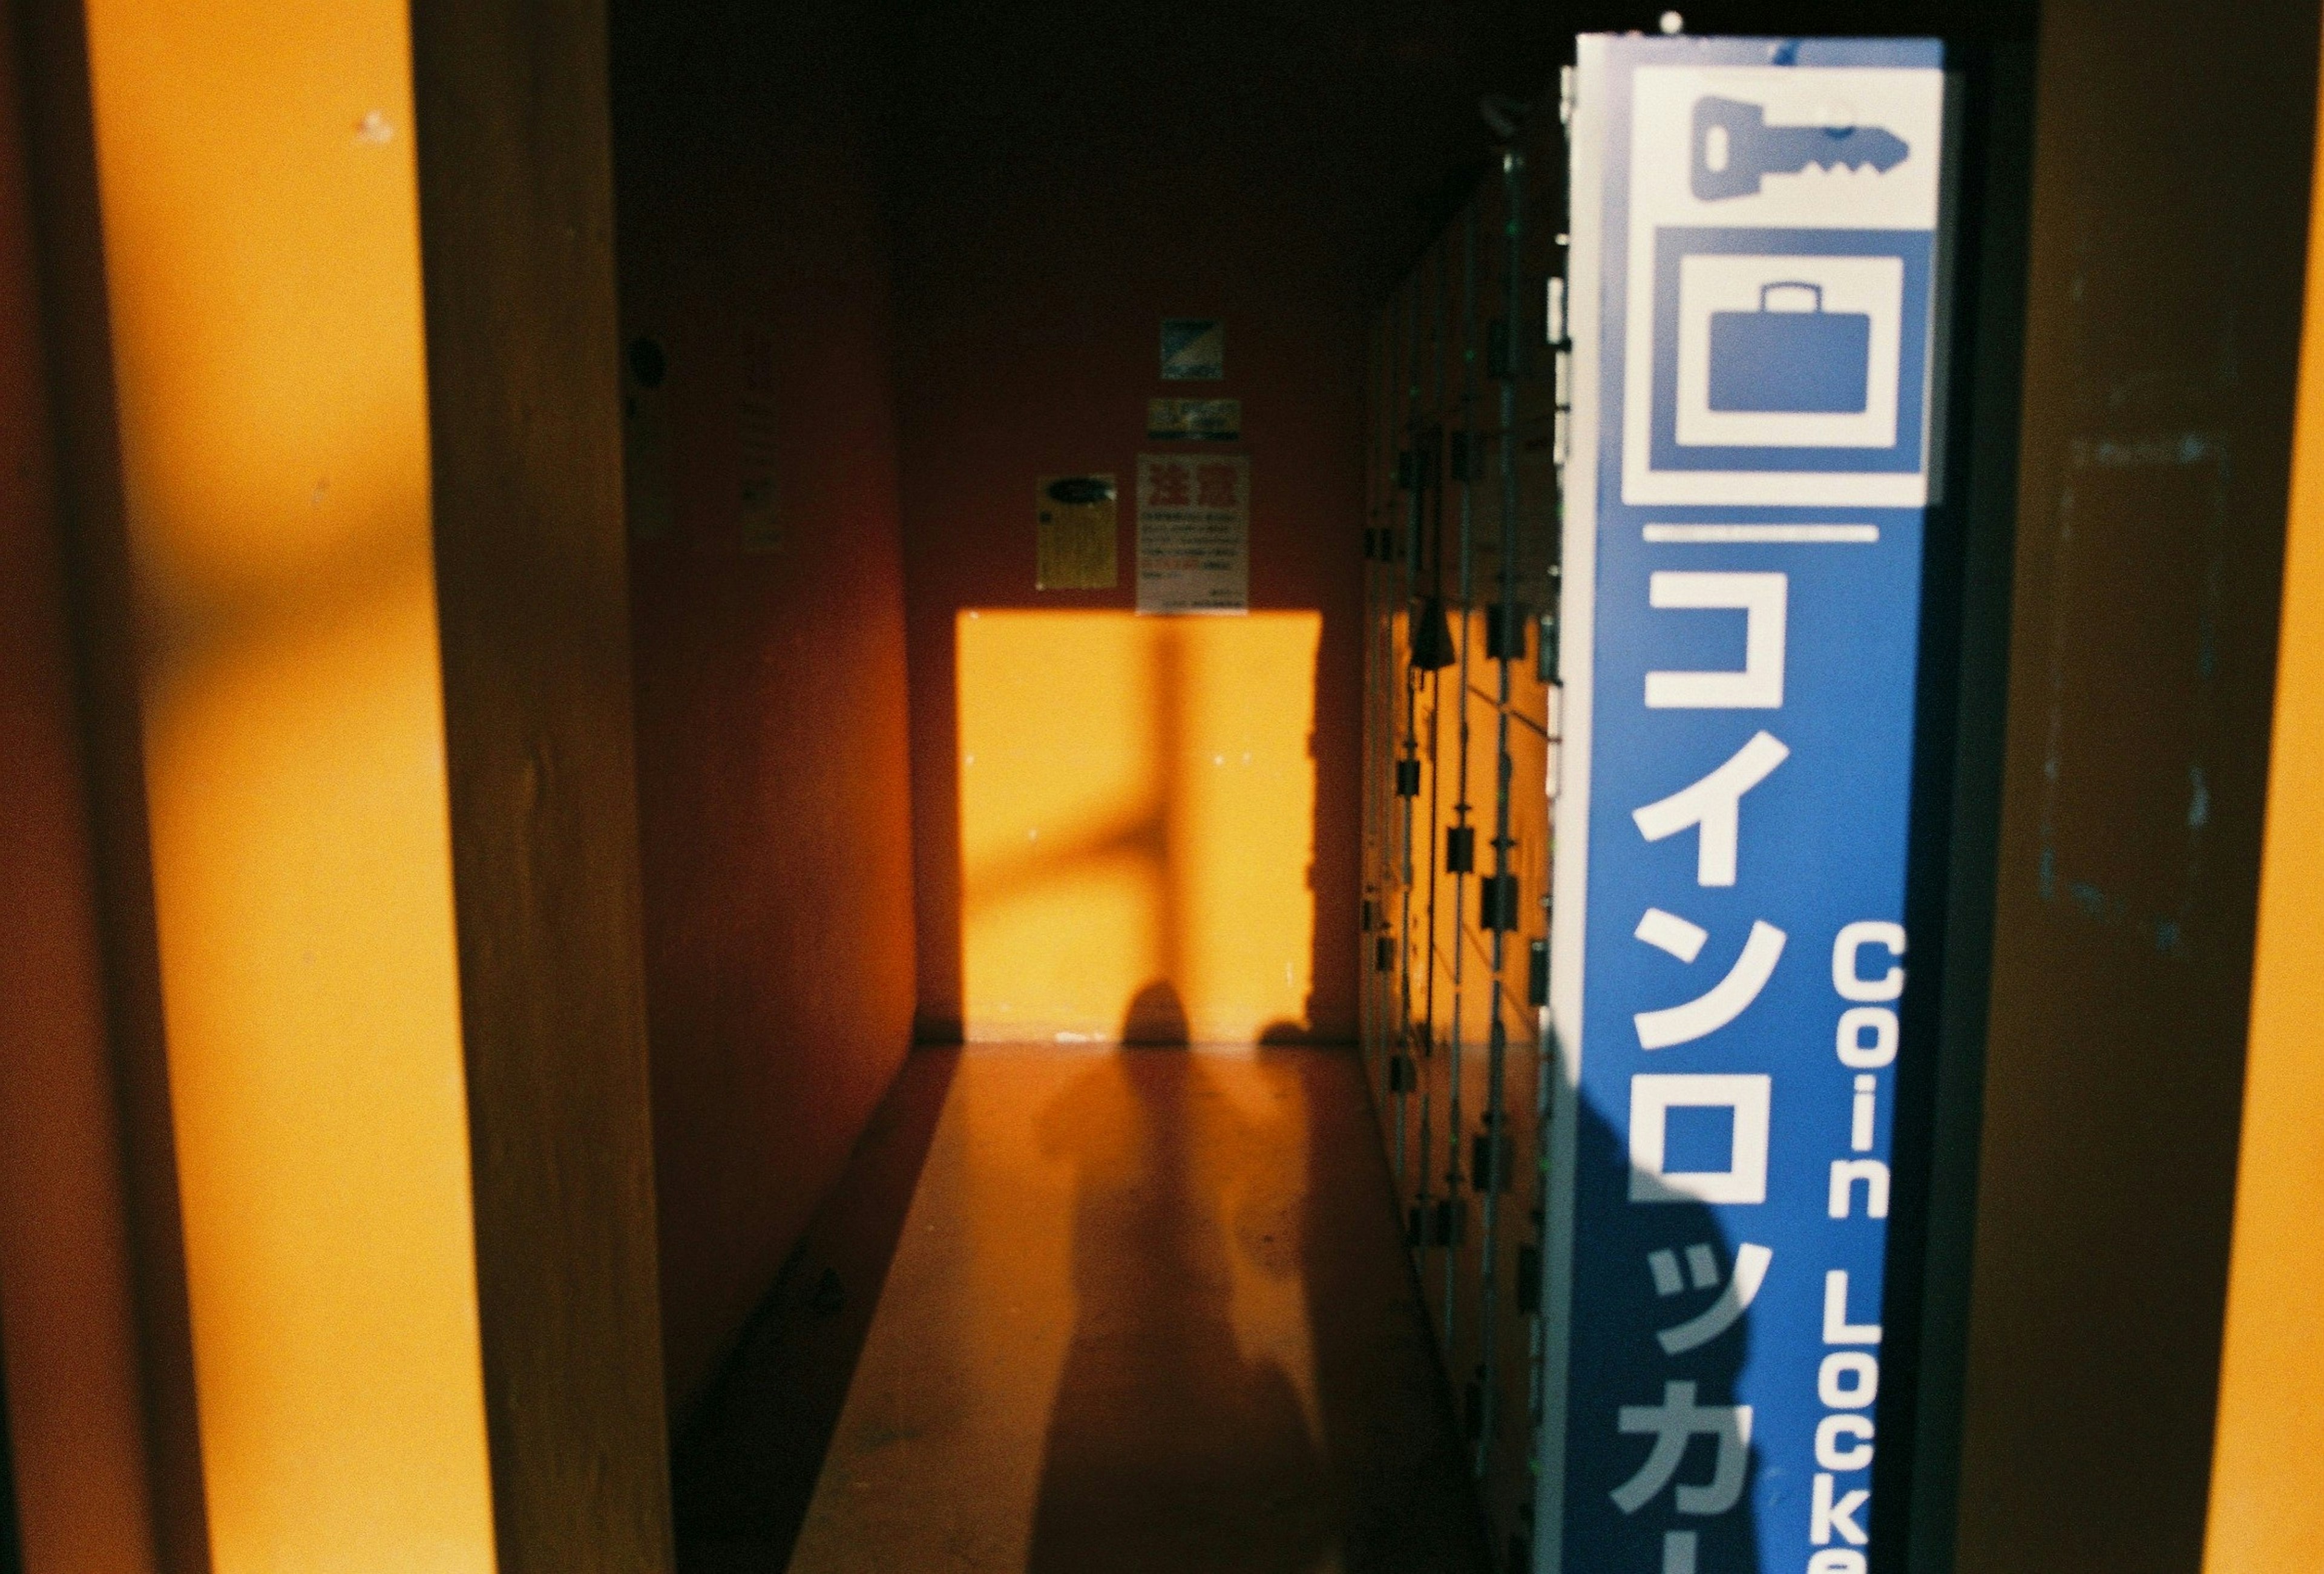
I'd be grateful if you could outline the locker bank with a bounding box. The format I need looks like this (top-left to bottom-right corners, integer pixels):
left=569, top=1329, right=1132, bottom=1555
left=1, top=1, right=2321, bottom=1572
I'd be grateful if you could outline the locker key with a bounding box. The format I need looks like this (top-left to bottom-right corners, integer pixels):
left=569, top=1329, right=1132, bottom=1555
left=1690, top=96, right=1909, bottom=202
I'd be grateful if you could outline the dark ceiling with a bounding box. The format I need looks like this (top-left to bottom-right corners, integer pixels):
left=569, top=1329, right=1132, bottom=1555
left=875, top=0, right=2036, bottom=303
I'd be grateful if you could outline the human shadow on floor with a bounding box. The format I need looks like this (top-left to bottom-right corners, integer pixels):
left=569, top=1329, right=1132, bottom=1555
left=1026, top=983, right=1334, bottom=1574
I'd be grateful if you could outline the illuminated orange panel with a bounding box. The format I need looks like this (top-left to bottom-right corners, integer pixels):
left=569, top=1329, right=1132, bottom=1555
left=79, top=0, right=496, bottom=1568
left=957, top=610, right=1321, bottom=1044
left=2204, top=39, right=2324, bottom=1573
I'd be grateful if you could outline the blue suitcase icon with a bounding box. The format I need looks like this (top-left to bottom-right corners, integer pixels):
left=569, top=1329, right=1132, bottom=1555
left=1707, top=281, right=1870, bottom=414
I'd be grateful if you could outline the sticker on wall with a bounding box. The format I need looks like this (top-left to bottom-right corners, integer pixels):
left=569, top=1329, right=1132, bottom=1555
left=1136, top=453, right=1248, bottom=615
left=622, top=334, right=673, bottom=543
left=738, top=328, right=783, bottom=553
left=1147, top=398, right=1242, bottom=441
left=1160, top=318, right=1225, bottom=381
left=1036, top=474, right=1119, bottom=590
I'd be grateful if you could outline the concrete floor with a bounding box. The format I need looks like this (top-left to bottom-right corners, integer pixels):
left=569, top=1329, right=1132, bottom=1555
left=673, top=1043, right=1488, bottom=1573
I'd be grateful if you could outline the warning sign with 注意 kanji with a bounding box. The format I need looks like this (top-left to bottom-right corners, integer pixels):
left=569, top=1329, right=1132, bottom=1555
left=1135, top=453, right=1247, bottom=615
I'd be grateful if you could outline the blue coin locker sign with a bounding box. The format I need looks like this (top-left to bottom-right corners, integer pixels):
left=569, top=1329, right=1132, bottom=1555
left=1541, top=34, right=1948, bottom=1574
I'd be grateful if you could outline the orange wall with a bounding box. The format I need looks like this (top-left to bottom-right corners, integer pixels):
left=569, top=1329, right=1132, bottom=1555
left=888, top=11, right=1403, bottom=1044
left=611, top=0, right=919, bottom=1411
left=0, top=11, right=157, bottom=1569
left=956, top=611, right=1327, bottom=1043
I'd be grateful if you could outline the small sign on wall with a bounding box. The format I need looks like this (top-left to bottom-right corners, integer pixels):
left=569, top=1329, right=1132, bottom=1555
left=1160, top=318, right=1224, bottom=381
left=1136, top=453, right=1247, bottom=615
left=1036, top=474, right=1118, bottom=589
left=1147, top=398, right=1241, bottom=441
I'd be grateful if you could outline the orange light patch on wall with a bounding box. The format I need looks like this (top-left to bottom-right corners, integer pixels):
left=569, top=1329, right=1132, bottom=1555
left=78, top=0, right=495, bottom=1567
left=957, top=610, right=1321, bottom=1043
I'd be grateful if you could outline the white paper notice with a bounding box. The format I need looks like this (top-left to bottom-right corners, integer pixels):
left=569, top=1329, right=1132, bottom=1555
left=1135, top=453, right=1249, bottom=615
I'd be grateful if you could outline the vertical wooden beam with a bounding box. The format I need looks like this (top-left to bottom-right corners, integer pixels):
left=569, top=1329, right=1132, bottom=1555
left=2202, top=32, right=2324, bottom=1572
left=405, top=2, right=675, bottom=1569
left=0, top=4, right=165, bottom=1567
left=1955, top=0, right=2323, bottom=1567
